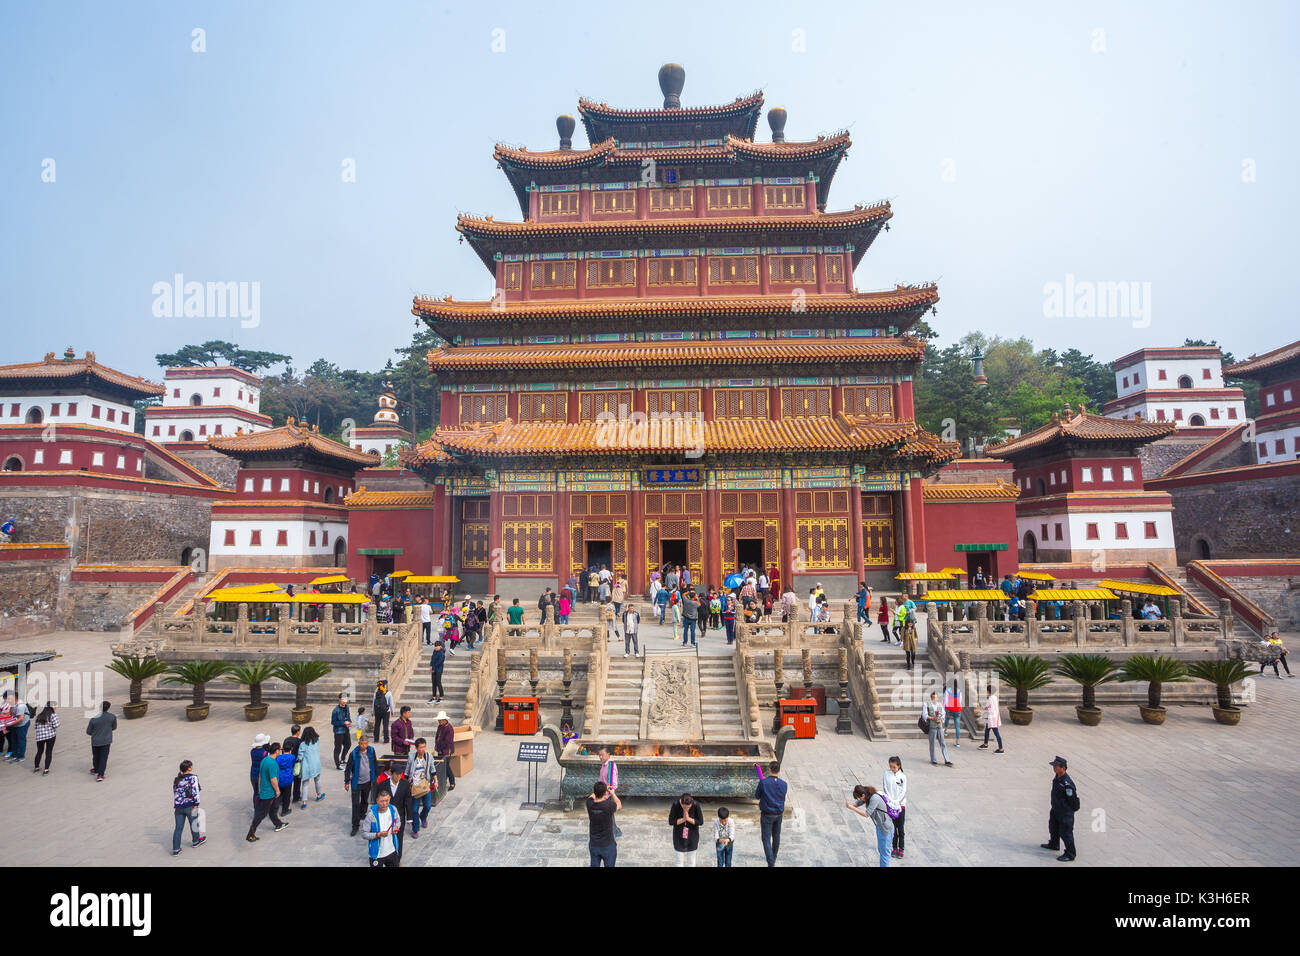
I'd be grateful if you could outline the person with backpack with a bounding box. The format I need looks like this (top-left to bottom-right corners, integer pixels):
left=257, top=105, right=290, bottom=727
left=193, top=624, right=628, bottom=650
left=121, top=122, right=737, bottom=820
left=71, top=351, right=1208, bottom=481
left=654, top=583, right=669, bottom=625
left=722, top=595, right=737, bottom=645
left=246, top=742, right=288, bottom=842
left=708, top=591, right=723, bottom=632
left=848, top=784, right=894, bottom=867
left=371, top=758, right=412, bottom=861
left=882, top=756, right=908, bottom=859
left=171, top=760, right=206, bottom=856
left=32, top=702, right=58, bottom=774
left=923, top=692, right=953, bottom=767
left=943, top=680, right=963, bottom=747
left=901, top=613, right=917, bottom=670
left=877, top=596, right=891, bottom=642
left=365, top=788, right=402, bottom=867
left=344, top=734, right=378, bottom=836
left=372, top=681, right=392, bottom=745
left=274, top=744, right=297, bottom=816
left=405, top=738, right=435, bottom=838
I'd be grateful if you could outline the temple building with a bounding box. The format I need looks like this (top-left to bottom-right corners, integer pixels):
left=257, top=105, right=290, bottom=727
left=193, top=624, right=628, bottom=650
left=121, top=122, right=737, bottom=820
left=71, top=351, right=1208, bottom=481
left=144, top=366, right=270, bottom=445
left=1103, top=346, right=1246, bottom=429
left=349, top=64, right=957, bottom=597
left=351, top=382, right=411, bottom=457
left=1227, top=340, right=1300, bottom=464
left=988, top=406, right=1177, bottom=565
left=207, top=420, right=378, bottom=569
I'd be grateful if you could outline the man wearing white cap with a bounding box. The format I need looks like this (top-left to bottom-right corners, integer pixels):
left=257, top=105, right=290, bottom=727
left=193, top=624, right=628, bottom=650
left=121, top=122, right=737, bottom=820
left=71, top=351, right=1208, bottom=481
left=434, top=712, right=456, bottom=792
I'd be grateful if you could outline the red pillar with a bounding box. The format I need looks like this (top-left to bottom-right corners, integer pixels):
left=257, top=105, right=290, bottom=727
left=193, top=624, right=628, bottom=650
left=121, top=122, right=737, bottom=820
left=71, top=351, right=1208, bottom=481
left=629, top=484, right=645, bottom=595
left=781, top=482, right=797, bottom=587
left=901, top=477, right=927, bottom=571
left=431, top=484, right=451, bottom=576
left=705, top=482, right=722, bottom=588
left=488, top=488, right=503, bottom=594
left=849, top=478, right=864, bottom=583
left=753, top=178, right=765, bottom=216
left=555, top=481, right=570, bottom=593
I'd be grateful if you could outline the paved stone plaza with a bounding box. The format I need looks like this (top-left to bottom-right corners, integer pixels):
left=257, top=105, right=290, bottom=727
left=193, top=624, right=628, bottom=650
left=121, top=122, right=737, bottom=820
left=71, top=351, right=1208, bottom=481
left=1, top=624, right=1296, bottom=867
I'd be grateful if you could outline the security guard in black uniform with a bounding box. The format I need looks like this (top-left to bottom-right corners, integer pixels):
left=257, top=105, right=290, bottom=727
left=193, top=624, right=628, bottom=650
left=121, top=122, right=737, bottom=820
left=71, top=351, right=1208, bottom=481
left=1041, top=755, right=1079, bottom=861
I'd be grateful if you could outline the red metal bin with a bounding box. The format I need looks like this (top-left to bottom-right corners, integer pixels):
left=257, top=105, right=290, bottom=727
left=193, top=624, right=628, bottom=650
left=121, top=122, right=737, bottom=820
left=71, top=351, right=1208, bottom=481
left=502, top=696, right=540, bottom=735
left=778, top=699, right=817, bottom=738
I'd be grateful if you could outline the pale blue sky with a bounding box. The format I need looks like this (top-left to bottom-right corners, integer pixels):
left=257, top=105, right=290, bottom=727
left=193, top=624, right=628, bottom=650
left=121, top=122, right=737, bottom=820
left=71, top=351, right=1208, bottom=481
left=2, top=0, right=1296, bottom=378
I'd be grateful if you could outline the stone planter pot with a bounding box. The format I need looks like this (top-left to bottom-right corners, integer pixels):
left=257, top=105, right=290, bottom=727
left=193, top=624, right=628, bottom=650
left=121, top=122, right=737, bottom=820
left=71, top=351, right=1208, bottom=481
left=244, top=704, right=269, bottom=722
left=1008, top=707, right=1034, bottom=726
left=1138, top=705, right=1166, bottom=725
left=1075, top=706, right=1103, bottom=726
left=1212, top=705, right=1241, bottom=726
left=291, top=707, right=314, bottom=724
left=185, top=703, right=210, bottom=722
left=123, top=701, right=149, bottom=720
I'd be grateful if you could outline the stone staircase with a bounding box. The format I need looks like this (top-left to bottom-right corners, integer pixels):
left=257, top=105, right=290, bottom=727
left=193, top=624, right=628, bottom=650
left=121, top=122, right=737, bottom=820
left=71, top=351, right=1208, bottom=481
left=165, top=576, right=207, bottom=617
left=698, top=656, right=746, bottom=738
left=871, top=647, right=932, bottom=740
left=397, top=642, right=474, bottom=730
left=1159, top=567, right=1217, bottom=617
left=600, top=657, right=644, bottom=739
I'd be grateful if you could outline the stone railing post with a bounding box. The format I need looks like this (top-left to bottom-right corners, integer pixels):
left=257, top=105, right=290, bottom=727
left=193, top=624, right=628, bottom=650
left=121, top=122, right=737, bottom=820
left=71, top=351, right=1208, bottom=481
left=1120, top=599, right=1133, bottom=646
left=151, top=603, right=165, bottom=639
left=236, top=602, right=249, bottom=646
left=1219, top=597, right=1234, bottom=642
left=1071, top=601, right=1085, bottom=646
left=1168, top=596, right=1183, bottom=646
left=542, top=602, right=557, bottom=650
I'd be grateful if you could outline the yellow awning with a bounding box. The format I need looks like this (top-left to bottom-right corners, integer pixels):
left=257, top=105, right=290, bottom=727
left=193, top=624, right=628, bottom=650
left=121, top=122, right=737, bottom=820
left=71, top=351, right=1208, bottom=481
left=1098, top=579, right=1180, bottom=597
left=390, top=570, right=414, bottom=579
left=1016, top=571, right=1056, bottom=581
left=208, top=588, right=290, bottom=603
left=405, top=575, right=460, bottom=584
left=211, top=582, right=280, bottom=594
left=895, top=572, right=956, bottom=581
left=938, top=567, right=968, bottom=576
left=924, top=590, right=1007, bottom=601
left=1030, top=588, right=1117, bottom=601
left=309, top=574, right=351, bottom=586
left=291, top=593, right=371, bottom=604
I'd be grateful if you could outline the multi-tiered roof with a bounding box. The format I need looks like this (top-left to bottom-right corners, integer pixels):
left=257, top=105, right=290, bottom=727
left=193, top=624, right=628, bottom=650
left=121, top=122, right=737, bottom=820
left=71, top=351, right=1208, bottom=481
left=410, top=64, right=955, bottom=470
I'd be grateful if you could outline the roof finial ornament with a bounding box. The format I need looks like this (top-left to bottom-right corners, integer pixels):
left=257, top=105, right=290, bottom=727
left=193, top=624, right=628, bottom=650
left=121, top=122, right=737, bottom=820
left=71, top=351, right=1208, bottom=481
left=658, top=62, right=685, bottom=109
left=556, top=113, right=575, bottom=151
left=63, top=346, right=75, bottom=362
left=767, top=107, right=787, bottom=143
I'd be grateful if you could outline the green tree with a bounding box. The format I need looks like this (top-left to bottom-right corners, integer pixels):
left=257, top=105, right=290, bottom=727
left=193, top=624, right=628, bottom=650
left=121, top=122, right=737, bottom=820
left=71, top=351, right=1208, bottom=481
left=154, top=341, right=291, bottom=374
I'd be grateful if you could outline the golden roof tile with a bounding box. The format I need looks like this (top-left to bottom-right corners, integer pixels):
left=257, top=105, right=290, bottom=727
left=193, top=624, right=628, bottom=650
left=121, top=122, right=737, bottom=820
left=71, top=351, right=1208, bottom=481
left=0, top=351, right=162, bottom=398
left=923, top=481, right=1021, bottom=501
left=987, top=408, right=1175, bottom=459
left=1224, top=339, right=1300, bottom=377
left=207, top=419, right=380, bottom=467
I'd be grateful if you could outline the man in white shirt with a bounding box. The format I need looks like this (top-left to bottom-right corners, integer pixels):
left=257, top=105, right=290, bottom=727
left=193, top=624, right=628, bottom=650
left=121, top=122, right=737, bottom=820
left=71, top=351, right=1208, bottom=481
left=366, top=789, right=400, bottom=867
left=419, top=599, right=433, bottom=644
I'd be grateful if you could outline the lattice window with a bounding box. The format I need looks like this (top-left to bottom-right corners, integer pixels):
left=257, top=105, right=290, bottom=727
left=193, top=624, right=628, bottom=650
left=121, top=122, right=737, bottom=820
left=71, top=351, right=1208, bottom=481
left=647, top=257, right=697, bottom=286
left=592, top=189, right=636, bottom=214
left=824, top=255, right=844, bottom=284
left=586, top=259, right=636, bottom=288
left=458, top=393, right=507, bottom=424
left=530, top=260, right=577, bottom=290
left=764, top=184, right=805, bottom=208
left=843, top=385, right=894, bottom=418
left=608, top=493, right=627, bottom=515
left=861, top=493, right=894, bottom=516
left=502, top=521, right=552, bottom=572
left=762, top=491, right=779, bottom=512
left=649, top=187, right=694, bottom=211
left=538, top=192, right=579, bottom=217
left=461, top=521, right=490, bottom=570
left=796, top=518, right=850, bottom=570
left=502, top=262, right=523, bottom=291
left=831, top=491, right=848, bottom=513
left=706, top=185, right=752, bottom=210
left=644, top=494, right=662, bottom=515
left=713, top=387, right=769, bottom=420
left=646, top=389, right=700, bottom=415
left=781, top=387, right=831, bottom=418
left=740, top=492, right=760, bottom=513
left=461, top=498, right=490, bottom=521
left=720, top=492, right=738, bottom=513
left=863, top=518, right=895, bottom=567
left=579, top=390, right=633, bottom=422
left=769, top=255, right=816, bottom=284
left=796, top=491, right=813, bottom=514
left=518, top=392, right=567, bottom=422
left=502, top=494, right=554, bottom=518
left=708, top=256, right=758, bottom=285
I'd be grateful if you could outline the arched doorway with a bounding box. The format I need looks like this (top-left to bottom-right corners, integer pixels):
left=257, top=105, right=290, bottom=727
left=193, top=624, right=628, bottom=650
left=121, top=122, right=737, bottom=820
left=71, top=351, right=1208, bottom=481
left=189, top=394, right=203, bottom=406
left=1035, top=477, right=1047, bottom=497
left=1196, top=538, right=1211, bottom=560
left=2, top=456, right=22, bottom=472
left=1023, top=530, right=1038, bottom=563
left=332, top=537, right=347, bottom=565
left=25, top=407, right=43, bottom=424
left=1177, top=375, right=1193, bottom=389
left=179, top=429, right=195, bottom=441
left=323, top=486, right=336, bottom=503
left=180, top=547, right=192, bottom=567
left=1188, top=414, right=1205, bottom=426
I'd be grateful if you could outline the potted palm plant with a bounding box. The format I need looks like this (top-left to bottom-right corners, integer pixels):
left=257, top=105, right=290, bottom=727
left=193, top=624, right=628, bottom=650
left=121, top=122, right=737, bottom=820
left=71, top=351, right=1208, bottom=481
left=991, top=654, right=1053, bottom=725
left=1187, top=658, right=1252, bottom=725
left=274, top=660, right=333, bottom=723
left=226, top=660, right=279, bottom=721
left=106, top=655, right=170, bottom=719
left=162, top=660, right=232, bottom=721
left=1054, top=654, right=1121, bottom=725
left=1119, top=654, right=1189, bottom=725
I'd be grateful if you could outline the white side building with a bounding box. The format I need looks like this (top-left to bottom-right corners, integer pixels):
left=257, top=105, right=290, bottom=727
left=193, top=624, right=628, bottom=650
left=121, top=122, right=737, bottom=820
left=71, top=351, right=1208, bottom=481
left=144, top=366, right=271, bottom=443
left=1102, top=346, right=1246, bottom=429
